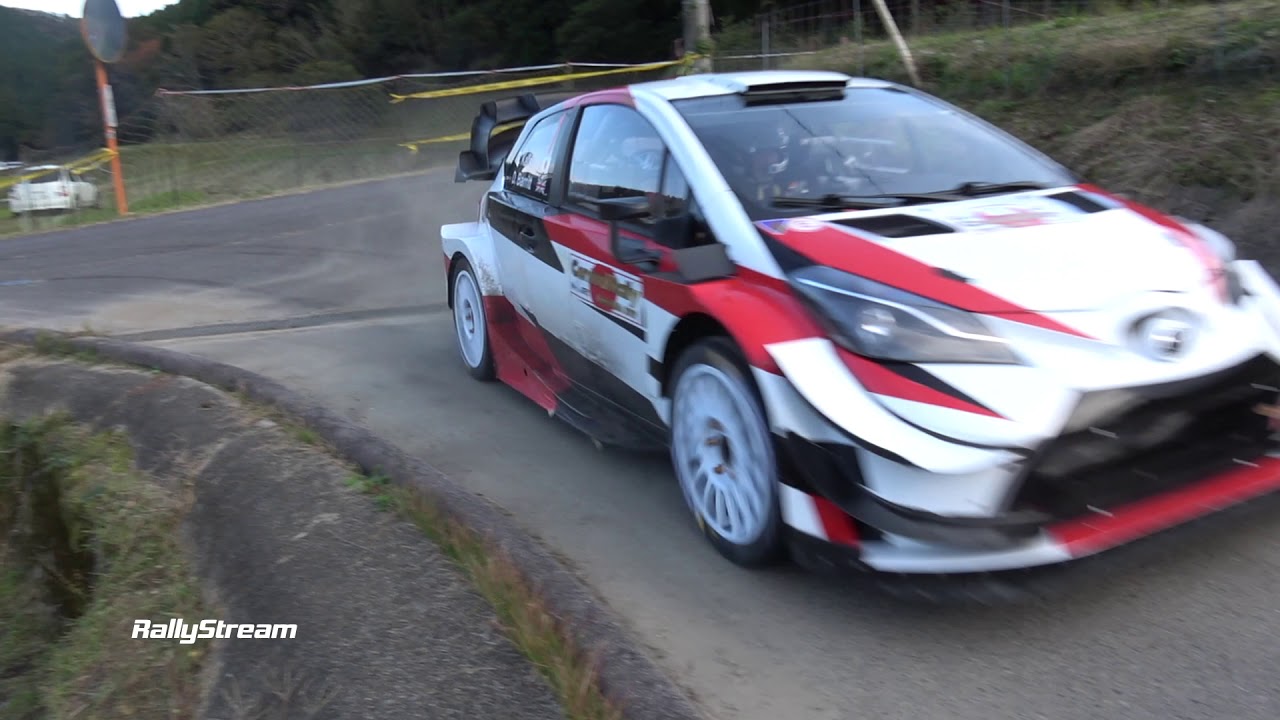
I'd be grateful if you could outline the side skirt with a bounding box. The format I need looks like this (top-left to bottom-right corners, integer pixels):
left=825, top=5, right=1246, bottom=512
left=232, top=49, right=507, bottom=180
left=483, top=295, right=667, bottom=453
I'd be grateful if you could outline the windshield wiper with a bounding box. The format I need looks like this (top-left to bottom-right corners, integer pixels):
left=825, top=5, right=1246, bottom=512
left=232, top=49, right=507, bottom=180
left=770, top=193, right=942, bottom=210
left=927, top=180, right=1051, bottom=198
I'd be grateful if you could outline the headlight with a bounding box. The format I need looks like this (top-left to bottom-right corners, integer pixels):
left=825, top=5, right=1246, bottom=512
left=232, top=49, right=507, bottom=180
left=1177, top=218, right=1243, bottom=304
left=788, top=265, right=1022, bottom=364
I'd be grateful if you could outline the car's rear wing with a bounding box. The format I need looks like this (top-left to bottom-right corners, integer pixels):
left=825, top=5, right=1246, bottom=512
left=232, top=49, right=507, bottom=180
left=454, top=91, right=578, bottom=183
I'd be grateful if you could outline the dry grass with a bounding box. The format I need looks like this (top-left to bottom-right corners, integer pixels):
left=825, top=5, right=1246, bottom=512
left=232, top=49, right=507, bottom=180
left=345, top=472, right=622, bottom=720
left=0, top=414, right=214, bottom=720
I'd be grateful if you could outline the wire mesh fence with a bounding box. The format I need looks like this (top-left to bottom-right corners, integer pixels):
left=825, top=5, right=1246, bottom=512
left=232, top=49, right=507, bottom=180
left=2, top=61, right=680, bottom=237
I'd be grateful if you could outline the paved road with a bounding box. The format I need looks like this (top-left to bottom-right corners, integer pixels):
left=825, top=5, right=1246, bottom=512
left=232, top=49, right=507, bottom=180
left=2, top=172, right=1279, bottom=720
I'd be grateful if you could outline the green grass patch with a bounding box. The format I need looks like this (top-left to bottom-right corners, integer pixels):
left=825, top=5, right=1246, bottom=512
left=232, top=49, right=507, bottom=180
left=0, top=413, right=213, bottom=720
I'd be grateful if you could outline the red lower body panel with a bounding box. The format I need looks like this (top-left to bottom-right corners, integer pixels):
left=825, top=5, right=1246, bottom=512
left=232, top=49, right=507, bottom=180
left=482, top=295, right=570, bottom=412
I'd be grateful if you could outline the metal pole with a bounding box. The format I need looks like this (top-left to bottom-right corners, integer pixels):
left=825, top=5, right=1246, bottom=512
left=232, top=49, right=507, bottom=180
left=683, top=0, right=713, bottom=72
left=1003, top=0, right=1012, bottom=96
left=94, top=59, right=128, bottom=215
left=855, top=0, right=864, bottom=76
left=696, top=0, right=712, bottom=72
left=762, top=14, right=770, bottom=70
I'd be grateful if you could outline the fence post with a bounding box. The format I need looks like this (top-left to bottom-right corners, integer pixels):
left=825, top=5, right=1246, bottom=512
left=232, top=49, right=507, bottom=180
left=762, top=13, right=770, bottom=70
left=855, top=0, right=865, bottom=76
left=1003, top=0, right=1012, bottom=96
left=168, top=140, right=179, bottom=207
left=1214, top=0, right=1226, bottom=79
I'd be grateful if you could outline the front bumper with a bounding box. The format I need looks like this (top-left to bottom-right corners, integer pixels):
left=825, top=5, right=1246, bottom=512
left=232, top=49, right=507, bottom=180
left=764, top=351, right=1280, bottom=574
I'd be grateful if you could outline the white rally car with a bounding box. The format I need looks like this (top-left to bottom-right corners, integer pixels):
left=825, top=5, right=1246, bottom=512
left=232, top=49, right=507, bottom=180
left=440, top=70, right=1280, bottom=578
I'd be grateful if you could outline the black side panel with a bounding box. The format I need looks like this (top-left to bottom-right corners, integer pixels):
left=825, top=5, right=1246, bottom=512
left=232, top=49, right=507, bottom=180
left=528, top=311, right=668, bottom=450
left=486, top=190, right=563, bottom=273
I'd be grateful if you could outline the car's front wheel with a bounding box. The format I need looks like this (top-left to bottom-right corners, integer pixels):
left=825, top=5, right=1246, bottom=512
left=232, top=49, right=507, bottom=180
left=669, top=337, right=785, bottom=567
left=451, top=257, right=495, bottom=381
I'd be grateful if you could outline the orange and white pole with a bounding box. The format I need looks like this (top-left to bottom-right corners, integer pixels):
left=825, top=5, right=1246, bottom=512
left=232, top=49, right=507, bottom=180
left=94, top=58, right=128, bottom=215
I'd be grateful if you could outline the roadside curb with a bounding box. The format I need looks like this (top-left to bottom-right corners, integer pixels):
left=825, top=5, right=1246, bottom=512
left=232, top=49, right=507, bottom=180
left=1, top=328, right=705, bottom=720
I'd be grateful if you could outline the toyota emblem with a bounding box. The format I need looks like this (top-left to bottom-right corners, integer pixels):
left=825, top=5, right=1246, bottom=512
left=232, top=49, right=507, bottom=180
left=1135, top=311, right=1196, bottom=361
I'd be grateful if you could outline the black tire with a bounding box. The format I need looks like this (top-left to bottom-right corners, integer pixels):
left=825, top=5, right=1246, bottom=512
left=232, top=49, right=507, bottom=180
left=668, top=336, right=785, bottom=567
left=450, top=256, right=496, bottom=381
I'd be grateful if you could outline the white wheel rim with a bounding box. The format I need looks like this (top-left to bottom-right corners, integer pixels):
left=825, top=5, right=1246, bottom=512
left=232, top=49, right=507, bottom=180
left=671, top=362, right=776, bottom=546
left=453, top=269, right=486, bottom=369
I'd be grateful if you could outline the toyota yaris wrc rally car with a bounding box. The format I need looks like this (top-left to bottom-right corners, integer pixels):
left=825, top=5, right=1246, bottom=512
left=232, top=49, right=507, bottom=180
left=440, top=70, right=1280, bottom=576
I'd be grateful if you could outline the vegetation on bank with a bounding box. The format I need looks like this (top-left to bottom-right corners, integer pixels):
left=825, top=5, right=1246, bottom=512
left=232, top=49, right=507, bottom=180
left=778, top=0, right=1279, bottom=246
left=0, top=414, right=212, bottom=720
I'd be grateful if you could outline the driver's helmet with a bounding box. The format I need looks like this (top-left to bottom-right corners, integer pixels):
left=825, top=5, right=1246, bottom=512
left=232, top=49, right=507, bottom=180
left=740, top=122, right=791, bottom=183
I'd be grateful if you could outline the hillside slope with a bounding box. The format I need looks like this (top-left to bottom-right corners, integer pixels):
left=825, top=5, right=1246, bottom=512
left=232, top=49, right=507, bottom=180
left=0, top=7, right=85, bottom=159
left=787, top=0, right=1280, bottom=258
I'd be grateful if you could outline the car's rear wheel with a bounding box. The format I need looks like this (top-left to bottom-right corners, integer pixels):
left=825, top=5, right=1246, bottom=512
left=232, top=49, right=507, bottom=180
left=451, top=257, right=495, bottom=381
left=669, top=337, right=784, bottom=567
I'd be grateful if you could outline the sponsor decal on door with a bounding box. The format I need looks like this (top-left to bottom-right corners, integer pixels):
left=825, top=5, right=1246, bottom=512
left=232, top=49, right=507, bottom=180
left=568, top=251, right=645, bottom=329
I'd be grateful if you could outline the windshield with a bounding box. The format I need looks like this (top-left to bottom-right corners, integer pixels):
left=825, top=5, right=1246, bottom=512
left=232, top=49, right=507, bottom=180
left=26, top=169, right=61, bottom=184
left=672, top=86, right=1075, bottom=220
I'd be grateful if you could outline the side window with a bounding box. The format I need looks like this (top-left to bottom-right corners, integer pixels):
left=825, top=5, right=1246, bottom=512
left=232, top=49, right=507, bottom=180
left=567, top=104, right=664, bottom=205
left=505, top=111, right=566, bottom=201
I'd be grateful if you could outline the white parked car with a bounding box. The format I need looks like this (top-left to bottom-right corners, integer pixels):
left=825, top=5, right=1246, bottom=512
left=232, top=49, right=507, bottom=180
left=7, top=165, right=99, bottom=215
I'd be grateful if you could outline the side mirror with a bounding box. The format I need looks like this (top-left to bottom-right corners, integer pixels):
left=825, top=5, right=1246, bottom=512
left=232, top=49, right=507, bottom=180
left=653, top=215, right=694, bottom=249
left=596, top=195, right=651, bottom=222
left=585, top=195, right=662, bottom=271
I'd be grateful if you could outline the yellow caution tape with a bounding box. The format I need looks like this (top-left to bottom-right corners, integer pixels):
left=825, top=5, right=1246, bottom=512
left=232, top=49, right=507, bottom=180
left=388, top=58, right=687, bottom=103
left=399, top=121, right=526, bottom=153
left=0, top=148, right=117, bottom=192
left=394, top=55, right=705, bottom=152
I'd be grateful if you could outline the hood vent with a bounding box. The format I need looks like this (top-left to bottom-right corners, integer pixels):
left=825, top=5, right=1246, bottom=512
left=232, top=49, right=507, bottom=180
left=1046, top=190, right=1110, bottom=214
left=832, top=214, right=956, bottom=238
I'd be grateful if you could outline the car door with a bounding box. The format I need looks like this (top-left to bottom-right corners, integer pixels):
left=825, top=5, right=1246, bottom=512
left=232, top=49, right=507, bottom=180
left=485, top=108, right=573, bottom=343
left=545, top=103, right=702, bottom=431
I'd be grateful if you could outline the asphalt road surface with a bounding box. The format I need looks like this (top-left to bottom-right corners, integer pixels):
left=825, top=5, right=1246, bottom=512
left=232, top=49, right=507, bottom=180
left=2, top=172, right=1278, bottom=720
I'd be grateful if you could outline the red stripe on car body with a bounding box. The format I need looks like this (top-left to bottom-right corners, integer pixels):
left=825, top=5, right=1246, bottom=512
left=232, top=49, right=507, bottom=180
left=561, top=87, right=634, bottom=109
left=1049, top=455, right=1280, bottom=557
left=839, top=351, right=1004, bottom=418
left=761, top=222, right=1095, bottom=340
left=812, top=496, right=860, bottom=547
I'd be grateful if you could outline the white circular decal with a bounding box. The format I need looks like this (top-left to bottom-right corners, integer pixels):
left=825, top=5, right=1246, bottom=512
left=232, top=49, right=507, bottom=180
left=788, top=218, right=824, bottom=232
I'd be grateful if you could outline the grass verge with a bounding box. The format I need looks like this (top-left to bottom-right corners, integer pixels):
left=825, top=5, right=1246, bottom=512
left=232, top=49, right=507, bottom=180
left=0, top=413, right=213, bottom=720
left=344, top=471, right=622, bottom=720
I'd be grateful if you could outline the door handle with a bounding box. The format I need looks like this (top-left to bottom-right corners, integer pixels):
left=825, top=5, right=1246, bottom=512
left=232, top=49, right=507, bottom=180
left=518, top=225, right=537, bottom=249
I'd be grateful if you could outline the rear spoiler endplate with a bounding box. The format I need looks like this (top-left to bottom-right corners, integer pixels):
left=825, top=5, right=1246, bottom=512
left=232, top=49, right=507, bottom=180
left=455, top=91, right=577, bottom=183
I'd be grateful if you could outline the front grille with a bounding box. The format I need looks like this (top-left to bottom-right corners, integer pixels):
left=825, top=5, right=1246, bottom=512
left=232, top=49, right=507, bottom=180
left=1011, top=354, right=1280, bottom=519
